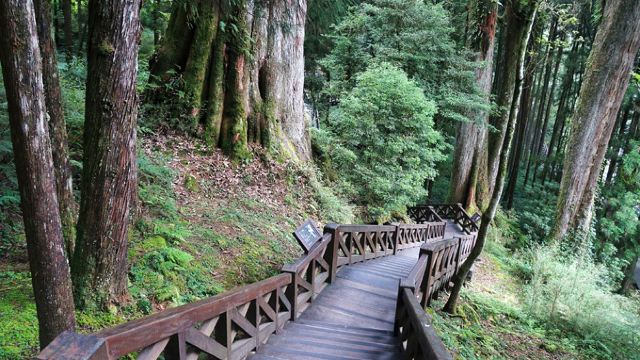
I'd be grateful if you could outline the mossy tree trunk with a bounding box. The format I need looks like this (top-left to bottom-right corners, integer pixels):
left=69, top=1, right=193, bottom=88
left=149, top=0, right=309, bottom=161
left=0, top=0, right=76, bottom=347
left=34, top=0, right=77, bottom=258
left=448, top=0, right=497, bottom=211
left=72, top=0, right=142, bottom=309
left=445, top=0, right=539, bottom=313
left=551, top=0, right=640, bottom=243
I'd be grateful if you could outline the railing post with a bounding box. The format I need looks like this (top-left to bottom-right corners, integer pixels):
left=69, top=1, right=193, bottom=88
left=393, top=224, right=400, bottom=255
left=324, top=223, right=339, bottom=284
left=282, top=267, right=298, bottom=320
left=420, top=246, right=433, bottom=308
left=36, top=331, right=108, bottom=360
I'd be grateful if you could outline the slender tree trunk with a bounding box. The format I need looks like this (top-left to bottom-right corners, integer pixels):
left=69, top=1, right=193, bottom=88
left=0, top=0, right=76, bottom=347
left=60, top=0, right=73, bottom=61
left=33, top=0, right=77, bottom=258
left=505, top=54, right=534, bottom=209
left=449, top=0, right=498, bottom=210
left=153, top=0, right=162, bottom=47
left=484, top=0, right=536, bottom=206
left=445, top=0, right=539, bottom=313
left=72, top=0, right=142, bottom=309
left=540, top=40, right=579, bottom=184
left=77, top=0, right=88, bottom=55
left=551, top=0, right=640, bottom=242
left=526, top=18, right=557, bottom=185
left=533, top=39, right=564, bottom=183
left=604, top=104, right=630, bottom=184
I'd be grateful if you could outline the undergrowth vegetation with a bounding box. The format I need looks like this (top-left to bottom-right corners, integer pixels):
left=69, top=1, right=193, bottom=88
left=432, top=211, right=640, bottom=360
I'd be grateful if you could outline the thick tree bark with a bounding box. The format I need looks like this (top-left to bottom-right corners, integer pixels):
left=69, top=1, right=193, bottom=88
left=72, top=0, right=142, bottom=309
left=445, top=0, right=538, bottom=313
left=60, top=0, right=73, bottom=61
left=448, top=0, right=497, bottom=210
left=33, top=0, right=77, bottom=257
left=551, top=0, right=640, bottom=242
left=0, top=0, right=76, bottom=347
left=150, top=0, right=310, bottom=161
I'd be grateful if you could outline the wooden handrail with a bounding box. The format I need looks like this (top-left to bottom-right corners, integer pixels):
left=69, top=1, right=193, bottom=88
left=395, top=287, right=453, bottom=360
left=395, top=234, right=478, bottom=359
left=39, top=273, right=292, bottom=359
left=409, top=203, right=479, bottom=234
left=281, top=232, right=333, bottom=319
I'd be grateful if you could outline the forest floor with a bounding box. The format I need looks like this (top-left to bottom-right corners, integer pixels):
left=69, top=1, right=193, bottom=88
left=0, top=132, right=332, bottom=359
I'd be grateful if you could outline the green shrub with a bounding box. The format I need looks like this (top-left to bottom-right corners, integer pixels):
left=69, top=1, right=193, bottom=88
left=319, top=63, right=445, bottom=221
left=524, top=245, right=640, bottom=357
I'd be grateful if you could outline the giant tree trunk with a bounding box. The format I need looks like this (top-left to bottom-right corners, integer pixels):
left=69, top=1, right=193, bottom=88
left=34, top=0, right=76, bottom=257
left=0, top=0, right=76, bottom=347
left=448, top=0, right=497, bottom=210
left=150, top=0, right=310, bottom=161
left=445, top=0, right=539, bottom=313
left=551, top=0, right=640, bottom=243
left=72, top=0, right=141, bottom=309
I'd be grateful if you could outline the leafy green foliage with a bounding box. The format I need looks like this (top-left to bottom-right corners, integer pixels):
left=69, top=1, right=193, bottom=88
left=524, top=245, right=640, bottom=357
left=315, top=64, right=445, bottom=221
left=320, top=0, right=487, bottom=124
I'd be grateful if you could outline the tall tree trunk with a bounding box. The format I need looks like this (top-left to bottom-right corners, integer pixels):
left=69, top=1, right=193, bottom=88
left=540, top=40, right=580, bottom=184
left=524, top=17, right=557, bottom=186
left=72, top=0, right=142, bottom=309
left=445, top=0, right=539, bottom=313
left=449, top=0, right=498, bottom=210
left=484, top=0, right=536, bottom=207
left=551, top=0, right=640, bottom=242
left=0, top=0, right=76, bottom=347
left=504, top=52, right=534, bottom=209
left=34, top=0, right=77, bottom=257
left=604, top=103, right=630, bottom=184
left=533, top=38, right=564, bottom=183
left=60, top=0, right=73, bottom=61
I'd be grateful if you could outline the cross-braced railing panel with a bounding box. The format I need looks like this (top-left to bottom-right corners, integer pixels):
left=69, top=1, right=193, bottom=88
left=410, top=203, right=479, bottom=234
left=394, top=288, right=452, bottom=360
left=38, top=274, right=292, bottom=360
left=282, top=232, right=333, bottom=320
left=407, top=205, right=444, bottom=223
left=396, top=222, right=446, bottom=250
left=329, top=224, right=397, bottom=268
left=420, top=238, right=460, bottom=307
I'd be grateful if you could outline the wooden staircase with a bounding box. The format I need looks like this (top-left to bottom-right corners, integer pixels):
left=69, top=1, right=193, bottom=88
left=249, top=320, right=402, bottom=360
left=38, top=204, right=477, bottom=360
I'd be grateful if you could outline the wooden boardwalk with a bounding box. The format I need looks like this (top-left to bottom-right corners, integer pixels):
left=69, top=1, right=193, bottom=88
left=250, top=221, right=465, bottom=360
left=39, top=205, right=475, bottom=360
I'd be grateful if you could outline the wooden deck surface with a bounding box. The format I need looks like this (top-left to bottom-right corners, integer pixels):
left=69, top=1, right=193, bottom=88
left=250, top=221, right=465, bottom=360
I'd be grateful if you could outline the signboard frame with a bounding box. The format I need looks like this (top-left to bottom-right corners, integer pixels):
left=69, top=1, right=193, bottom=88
left=293, top=219, right=322, bottom=253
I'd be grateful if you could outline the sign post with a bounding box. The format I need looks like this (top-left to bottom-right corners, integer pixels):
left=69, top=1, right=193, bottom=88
left=293, top=219, right=322, bottom=253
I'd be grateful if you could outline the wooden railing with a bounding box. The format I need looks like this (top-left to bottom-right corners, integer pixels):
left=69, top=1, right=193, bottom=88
left=395, top=287, right=453, bottom=360
left=394, top=233, right=478, bottom=359
left=281, top=232, right=333, bottom=320
left=396, top=222, right=446, bottom=251
left=408, top=205, right=444, bottom=223
left=38, top=274, right=292, bottom=360
left=39, top=220, right=447, bottom=359
left=410, top=203, right=479, bottom=234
